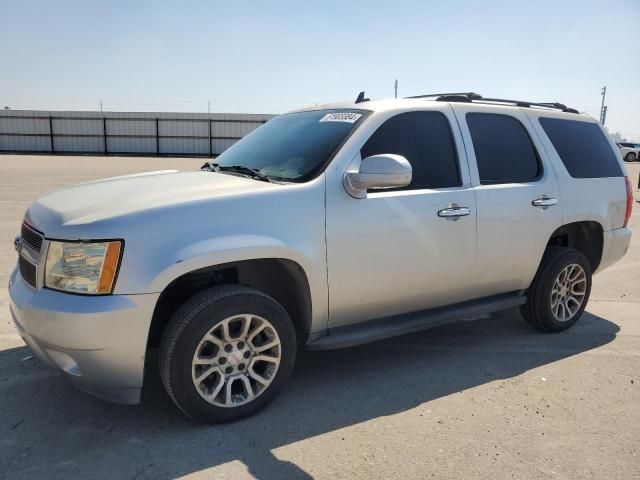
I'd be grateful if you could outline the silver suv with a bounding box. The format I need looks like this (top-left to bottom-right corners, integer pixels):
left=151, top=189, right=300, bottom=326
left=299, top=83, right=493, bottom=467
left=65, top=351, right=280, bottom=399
left=9, top=92, right=633, bottom=423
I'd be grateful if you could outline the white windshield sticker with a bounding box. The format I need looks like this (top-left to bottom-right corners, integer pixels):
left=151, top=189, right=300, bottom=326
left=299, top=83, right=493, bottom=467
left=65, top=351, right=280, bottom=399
left=319, top=112, right=362, bottom=123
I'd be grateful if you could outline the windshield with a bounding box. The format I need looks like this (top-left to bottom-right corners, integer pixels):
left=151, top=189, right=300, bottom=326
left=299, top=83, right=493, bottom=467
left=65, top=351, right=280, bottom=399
left=214, top=109, right=367, bottom=182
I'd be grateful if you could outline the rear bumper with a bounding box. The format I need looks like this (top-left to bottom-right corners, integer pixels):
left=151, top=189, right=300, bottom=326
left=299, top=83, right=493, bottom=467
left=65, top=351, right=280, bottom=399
left=596, top=227, right=632, bottom=273
left=8, top=266, right=159, bottom=405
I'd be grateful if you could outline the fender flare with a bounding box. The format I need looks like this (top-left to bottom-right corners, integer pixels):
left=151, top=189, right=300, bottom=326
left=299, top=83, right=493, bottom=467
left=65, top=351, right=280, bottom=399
left=148, top=234, right=317, bottom=293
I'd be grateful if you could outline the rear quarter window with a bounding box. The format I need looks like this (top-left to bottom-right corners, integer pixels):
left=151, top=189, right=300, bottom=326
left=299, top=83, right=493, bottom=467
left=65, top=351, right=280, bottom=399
left=538, top=118, right=623, bottom=178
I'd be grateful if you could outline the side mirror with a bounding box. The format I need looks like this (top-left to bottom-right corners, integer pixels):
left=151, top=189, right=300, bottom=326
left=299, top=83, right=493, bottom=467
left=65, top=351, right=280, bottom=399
left=344, top=154, right=412, bottom=198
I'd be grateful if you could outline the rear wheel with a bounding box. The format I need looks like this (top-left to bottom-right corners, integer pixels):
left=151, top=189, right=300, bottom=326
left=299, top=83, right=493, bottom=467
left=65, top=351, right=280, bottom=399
left=159, top=285, right=297, bottom=423
left=624, top=152, right=637, bottom=162
left=521, top=247, right=592, bottom=332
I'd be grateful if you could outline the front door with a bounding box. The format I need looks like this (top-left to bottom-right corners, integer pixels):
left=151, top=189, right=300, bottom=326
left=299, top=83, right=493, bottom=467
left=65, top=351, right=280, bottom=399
left=325, top=107, right=479, bottom=328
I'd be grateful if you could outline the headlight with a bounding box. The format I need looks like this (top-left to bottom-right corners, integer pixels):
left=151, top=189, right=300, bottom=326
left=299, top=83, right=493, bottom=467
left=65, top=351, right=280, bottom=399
left=44, top=241, right=122, bottom=294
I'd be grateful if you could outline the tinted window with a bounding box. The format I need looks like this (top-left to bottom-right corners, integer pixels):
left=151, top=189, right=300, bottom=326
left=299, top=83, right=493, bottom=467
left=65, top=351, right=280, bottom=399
left=216, top=109, right=366, bottom=182
left=360, top=111, right=460, bottom=190
left=466, top=113, right=541, bottom=184
left=539, top=118, right=622, bottom=178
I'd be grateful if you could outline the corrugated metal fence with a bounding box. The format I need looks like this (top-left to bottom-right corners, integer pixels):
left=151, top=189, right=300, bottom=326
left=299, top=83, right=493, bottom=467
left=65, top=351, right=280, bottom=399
left=0, top=110, right=274, bottom=157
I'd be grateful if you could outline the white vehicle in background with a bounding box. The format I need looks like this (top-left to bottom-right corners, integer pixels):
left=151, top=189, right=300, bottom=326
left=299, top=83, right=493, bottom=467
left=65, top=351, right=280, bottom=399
left=617, top=142, right=640, bottom=162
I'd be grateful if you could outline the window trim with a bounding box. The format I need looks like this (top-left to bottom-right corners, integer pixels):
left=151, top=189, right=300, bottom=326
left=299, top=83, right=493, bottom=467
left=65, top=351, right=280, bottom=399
left=465, top=112, right=544, bottom=185
left=361, top=110, right=463, bottom=192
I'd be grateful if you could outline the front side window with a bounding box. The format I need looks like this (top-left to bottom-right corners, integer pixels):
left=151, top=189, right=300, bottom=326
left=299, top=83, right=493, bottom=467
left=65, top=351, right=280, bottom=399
left=466, top=113, right=541, bottom=184
left=215, top=109, right=367, bottom=182
left=539, top=117, right=623, bottom=178
left=360, top=111, right=461, bottom=190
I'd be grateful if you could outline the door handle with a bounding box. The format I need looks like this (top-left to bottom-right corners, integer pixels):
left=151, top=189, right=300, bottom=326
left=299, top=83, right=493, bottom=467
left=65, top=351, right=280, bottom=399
left=438, top=205, right=471, bottom=218
left=531, top=196, right=558, bottom=207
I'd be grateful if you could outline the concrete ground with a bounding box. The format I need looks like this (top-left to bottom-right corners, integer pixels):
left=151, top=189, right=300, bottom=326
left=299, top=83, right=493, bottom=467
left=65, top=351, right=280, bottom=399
left=0, top=154, right=639, bottom=480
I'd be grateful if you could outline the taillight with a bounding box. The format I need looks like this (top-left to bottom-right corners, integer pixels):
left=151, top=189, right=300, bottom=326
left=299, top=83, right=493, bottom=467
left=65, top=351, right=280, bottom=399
left=624, top=176, right=633, bottom=227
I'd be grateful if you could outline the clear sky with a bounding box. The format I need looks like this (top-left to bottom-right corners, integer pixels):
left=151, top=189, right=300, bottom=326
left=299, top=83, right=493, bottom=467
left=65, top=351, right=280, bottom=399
left=1, top=0, right=639, bottom=139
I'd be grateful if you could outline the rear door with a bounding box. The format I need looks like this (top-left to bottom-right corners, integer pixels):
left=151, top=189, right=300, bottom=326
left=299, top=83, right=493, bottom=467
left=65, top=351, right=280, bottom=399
left=452, top=104, right=563, bottom=296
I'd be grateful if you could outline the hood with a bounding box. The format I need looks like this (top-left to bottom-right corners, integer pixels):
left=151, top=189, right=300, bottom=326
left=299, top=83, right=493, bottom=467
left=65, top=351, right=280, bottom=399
left=25, top=169, right=275, bottom=237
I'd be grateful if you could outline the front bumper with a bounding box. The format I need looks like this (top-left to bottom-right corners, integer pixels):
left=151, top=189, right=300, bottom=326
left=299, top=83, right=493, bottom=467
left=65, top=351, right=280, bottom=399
left=8, top=266, right=159, bottom=404
left=596, top=226, right=632, bottom=273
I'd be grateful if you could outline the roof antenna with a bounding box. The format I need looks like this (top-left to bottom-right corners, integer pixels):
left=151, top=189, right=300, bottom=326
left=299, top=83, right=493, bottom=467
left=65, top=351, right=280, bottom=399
left=355, top=91, right=369, bottom=104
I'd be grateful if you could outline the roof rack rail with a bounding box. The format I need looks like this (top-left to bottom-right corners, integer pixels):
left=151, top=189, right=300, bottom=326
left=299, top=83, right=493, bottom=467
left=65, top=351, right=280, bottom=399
left=469, top=96, right=579, bottom=114
left=406, top=92, right=482, bottom=100
left=406, top=92, right=578, bottom=113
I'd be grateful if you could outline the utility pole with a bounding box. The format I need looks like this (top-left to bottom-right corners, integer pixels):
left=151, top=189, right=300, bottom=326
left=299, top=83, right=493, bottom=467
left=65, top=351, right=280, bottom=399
left=394, top=79, right=398, bottom=99
left=599, top=86, right=607, bottom=125
left=100, top=99, right=103, bottom=112
left=207, top=101, right=210, bottom=114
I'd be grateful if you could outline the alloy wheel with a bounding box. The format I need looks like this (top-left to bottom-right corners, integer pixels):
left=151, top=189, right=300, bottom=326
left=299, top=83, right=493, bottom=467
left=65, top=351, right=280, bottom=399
left=550, top=263, right=587, bottom=322
left=191, top=314, right=281, bottom=407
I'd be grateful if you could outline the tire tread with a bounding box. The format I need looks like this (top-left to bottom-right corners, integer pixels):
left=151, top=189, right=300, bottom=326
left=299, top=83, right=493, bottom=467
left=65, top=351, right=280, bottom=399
left=521, top=246, right=591, bottom=332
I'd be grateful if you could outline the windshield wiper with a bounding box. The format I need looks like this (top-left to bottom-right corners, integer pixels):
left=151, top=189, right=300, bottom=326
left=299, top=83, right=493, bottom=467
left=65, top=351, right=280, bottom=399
left=201, top=162, right=272, bottom=183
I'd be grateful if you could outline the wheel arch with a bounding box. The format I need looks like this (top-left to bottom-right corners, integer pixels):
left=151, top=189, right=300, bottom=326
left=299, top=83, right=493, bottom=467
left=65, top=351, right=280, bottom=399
left=146, top=257, right=313, bottom=353
left=545, top=221, right=604, bottom=271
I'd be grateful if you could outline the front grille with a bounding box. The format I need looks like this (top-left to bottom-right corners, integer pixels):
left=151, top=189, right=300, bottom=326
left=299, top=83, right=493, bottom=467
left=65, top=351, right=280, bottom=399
left=21, top=223, right=44, bottom=253
left=19, top=256, right=37, bottom=289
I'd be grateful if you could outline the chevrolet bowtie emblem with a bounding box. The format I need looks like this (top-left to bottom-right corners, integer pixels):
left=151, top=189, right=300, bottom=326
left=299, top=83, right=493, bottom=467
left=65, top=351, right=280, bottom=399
left=14, top=235, right=23, bottom=254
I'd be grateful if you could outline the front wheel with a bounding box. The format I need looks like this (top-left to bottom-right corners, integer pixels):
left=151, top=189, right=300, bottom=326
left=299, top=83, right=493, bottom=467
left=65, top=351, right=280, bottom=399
left=521, top=247, right=592, bottom=332
left=624, top=152, right=637, bottom=162
left=159, top=285, right=297, bottom=423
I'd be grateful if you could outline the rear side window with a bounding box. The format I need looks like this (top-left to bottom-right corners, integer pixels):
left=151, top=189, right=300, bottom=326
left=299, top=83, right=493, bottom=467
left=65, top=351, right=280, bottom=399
left=466, top=113, right=541, bottom=184
left=361, top=111, right=461, bottom=190
left=539, top=118, right=623, bottom=178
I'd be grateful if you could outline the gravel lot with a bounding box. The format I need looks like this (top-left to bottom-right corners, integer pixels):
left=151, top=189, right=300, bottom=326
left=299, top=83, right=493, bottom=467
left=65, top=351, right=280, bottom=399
left=1, top=155, right=639, bottom=480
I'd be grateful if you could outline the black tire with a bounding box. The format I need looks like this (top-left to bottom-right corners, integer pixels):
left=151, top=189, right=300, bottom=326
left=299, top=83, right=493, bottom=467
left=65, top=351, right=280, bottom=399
left=159, top=285, right=297, bottom=423
left=624, top=152, right=636, bottom=162
left=520, top=246, right=592, bottom=332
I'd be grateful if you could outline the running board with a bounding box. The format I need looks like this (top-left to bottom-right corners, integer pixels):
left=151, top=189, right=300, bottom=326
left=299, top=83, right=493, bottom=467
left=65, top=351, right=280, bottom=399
left=307, top=292, right=526, bottom=350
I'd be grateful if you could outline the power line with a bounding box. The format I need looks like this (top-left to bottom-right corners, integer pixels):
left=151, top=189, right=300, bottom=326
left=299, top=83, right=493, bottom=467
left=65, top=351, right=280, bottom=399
left=0, top=97, right=319, bottom=114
